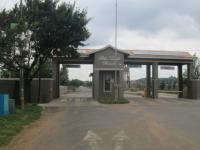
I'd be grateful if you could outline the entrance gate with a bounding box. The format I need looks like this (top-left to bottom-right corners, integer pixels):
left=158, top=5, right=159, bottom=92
left=52, top=45, right=194, bottom=100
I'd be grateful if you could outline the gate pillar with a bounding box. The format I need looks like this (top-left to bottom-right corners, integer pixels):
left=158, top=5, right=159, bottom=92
left=52, top=59, right=60, bottom=99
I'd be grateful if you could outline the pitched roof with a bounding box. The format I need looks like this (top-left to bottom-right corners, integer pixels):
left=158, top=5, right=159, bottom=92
left=78, top=45, right=130, bottom=56
left=78, top=45, right=193, bottom=60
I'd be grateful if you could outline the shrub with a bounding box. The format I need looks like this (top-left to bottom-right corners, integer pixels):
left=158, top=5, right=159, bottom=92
left=98, top=96, right=129, bottom=104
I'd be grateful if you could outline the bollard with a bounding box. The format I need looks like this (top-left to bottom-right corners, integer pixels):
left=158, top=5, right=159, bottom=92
left=0, top=93, right=9, bottom=116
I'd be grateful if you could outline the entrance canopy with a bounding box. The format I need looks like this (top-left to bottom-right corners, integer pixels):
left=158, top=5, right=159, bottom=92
left=53, top=45, right=193, bottom=99
left=57, top=45, right=193, bottom=65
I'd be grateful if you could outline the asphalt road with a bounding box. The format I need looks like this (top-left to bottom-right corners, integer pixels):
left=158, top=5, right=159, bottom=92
left=3, top=90, right=200, bottom=150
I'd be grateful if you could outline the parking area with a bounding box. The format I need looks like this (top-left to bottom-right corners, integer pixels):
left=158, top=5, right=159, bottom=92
left=3, top=91, right=200, bottom=150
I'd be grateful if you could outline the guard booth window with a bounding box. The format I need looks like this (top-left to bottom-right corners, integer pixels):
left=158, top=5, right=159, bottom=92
left=104, top=74, right=112, bottom=92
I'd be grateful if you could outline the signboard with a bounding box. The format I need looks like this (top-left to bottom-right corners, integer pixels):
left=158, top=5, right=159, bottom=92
left=64, top=65, right=81, bottom=68
left=98, top=56, right=121, bottom=66
left=160, top=66, right=175, bottom=70
left=128, top=65, right=142, bottom=68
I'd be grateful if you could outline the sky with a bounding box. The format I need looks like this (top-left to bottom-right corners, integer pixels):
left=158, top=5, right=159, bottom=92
left=1, top=0, right=200, bottom=80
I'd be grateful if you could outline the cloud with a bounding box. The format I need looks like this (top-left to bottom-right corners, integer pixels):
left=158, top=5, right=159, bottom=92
left=1, top=0, right=200, bottom=80
left=0, top=0, right=18, bottom=10
left=70, top=0, right=200, bottom=51
left=3, top=0, right=200, bottom=50
left=109, top=28, right=200, bottom=51
left=68, top=65, right=93, bottom=81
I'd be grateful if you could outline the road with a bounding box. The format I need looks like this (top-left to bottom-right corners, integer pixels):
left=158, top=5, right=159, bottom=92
left=2, top=88, right=200, bottom=150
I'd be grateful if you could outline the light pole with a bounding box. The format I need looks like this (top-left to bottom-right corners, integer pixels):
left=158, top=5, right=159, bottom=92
left=19, top=0, right=25, bottom=109
left=114, top=0, right=118, bottom=101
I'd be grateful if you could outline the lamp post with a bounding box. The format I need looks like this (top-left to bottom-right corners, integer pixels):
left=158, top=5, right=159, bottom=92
left=19, top=33, right=25, bottom=109
left=114, top=0, right=118, bottom=101
left=19, top=0, right=25, bottom=109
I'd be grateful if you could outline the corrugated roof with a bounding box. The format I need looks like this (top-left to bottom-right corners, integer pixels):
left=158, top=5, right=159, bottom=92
left=78, top=45, right=193, bottom=60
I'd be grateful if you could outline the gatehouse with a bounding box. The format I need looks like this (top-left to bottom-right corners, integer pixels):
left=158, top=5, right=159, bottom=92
left=52, top=45, right=194, bottom=100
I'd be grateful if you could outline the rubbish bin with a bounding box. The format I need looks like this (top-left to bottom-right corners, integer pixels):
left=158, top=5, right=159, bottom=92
left=0, top=93, right=9, bottom=116
left=9, top=99, right=15, bottom=113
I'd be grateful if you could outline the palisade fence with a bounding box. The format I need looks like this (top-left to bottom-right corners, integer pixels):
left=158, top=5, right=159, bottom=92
left=0, top=78, right=53, bottom=104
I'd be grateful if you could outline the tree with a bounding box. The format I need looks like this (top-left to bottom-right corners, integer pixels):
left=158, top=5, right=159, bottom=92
left=183, top=54, right=200, bottom=80
left=60, top=65, right=69, bottom=85
left=0, top=69, right=19, bottom=78
left=160, top=81, right=165, bottom=90
left=172, top=80, right=177, bottom=89
left=39, top=59, right=52, bottom=78
left=84, top=81, right=92, bottom=87
left=192, top=54, right=200, bottom=79
left=68, top=79, right=84, bottom=87
left=0, top=0, right=90, bottom=101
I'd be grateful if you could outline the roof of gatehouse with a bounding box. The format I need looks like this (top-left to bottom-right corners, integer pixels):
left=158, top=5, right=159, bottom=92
left=78, top=45, right=193, bottom=60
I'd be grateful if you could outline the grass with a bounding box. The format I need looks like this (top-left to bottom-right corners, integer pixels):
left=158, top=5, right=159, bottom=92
left=0, top=104, right=43, bottom=146
left=98, top=97, right=129, bottom=104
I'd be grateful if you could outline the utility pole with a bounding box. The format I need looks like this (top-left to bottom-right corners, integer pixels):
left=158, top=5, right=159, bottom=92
left=19, top=0, right=25, bottom=109
left=114, top=0, right=118, bottom=101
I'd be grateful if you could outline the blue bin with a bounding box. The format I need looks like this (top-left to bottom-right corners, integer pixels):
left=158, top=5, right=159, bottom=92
left=0, top=95, right=3, bottom=115
left=0, top=94, right=9, bottom=116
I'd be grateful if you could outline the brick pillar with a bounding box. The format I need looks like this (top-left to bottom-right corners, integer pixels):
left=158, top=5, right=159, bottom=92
left=187, top=63, right=194, bottom=98
left=187, top=63, right=194, bottom=80
left=52, top=59, right=60, bottom=99
left=178, top=64, right=183, bottom=98
left=93, top=70, right=99, bottom=100
left=146, top=64, right=151, bottom=98
left=152, top=63, right=158, bottom=99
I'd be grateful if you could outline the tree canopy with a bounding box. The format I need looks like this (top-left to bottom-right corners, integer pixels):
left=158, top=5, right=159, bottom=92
left=0, top=0, right=90, bottom=101
left=183, top=54, right=200, bottom=80
left=60, top=65, right=69, bottom=85
left=0, top=0, right=90, bottom=81
left=192, top=54, right=200, bottom=79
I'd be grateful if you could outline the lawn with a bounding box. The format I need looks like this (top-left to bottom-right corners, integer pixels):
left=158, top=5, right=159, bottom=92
left=0, top=104, right=43, bottom=146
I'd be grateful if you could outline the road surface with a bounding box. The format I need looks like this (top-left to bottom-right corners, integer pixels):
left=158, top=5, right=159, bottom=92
left=2, top=89, right=200, bottom=150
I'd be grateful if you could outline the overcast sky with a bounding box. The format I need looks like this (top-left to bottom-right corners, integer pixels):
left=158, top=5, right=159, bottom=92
left=1, top=0, right=200, bottom=80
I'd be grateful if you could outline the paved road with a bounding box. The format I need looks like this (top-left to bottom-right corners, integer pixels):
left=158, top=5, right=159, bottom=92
left=3, top=93, right=200, bottom=150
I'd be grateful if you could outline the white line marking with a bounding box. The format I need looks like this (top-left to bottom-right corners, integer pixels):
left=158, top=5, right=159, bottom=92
left=83, top=130, right=102, bottom=150
left=113, top=130, right=129, bottom=150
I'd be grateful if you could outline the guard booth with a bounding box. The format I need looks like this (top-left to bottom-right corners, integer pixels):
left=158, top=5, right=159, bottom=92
left=89, top=46, right=129, bottom=99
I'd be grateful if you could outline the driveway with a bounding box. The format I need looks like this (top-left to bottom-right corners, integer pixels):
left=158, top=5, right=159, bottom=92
left=3, top=92, right=200, bottom=150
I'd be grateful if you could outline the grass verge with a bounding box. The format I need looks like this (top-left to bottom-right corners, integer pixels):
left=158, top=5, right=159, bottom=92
left=0, top=104, right=43, bottom=146
left=98, top=97, right=129, bottom=104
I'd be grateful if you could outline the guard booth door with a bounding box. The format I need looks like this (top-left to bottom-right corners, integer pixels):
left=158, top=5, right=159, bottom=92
left=99, top=71, right=118, bottom=98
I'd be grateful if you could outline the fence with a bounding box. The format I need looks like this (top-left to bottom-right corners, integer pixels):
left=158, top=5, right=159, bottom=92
left=0, top=78, right=53, bottom=104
